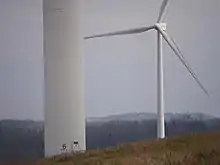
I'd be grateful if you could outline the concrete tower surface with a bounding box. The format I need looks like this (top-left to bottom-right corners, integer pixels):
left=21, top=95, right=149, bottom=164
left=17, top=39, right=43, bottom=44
left=43, top=0, right=86, bottom=157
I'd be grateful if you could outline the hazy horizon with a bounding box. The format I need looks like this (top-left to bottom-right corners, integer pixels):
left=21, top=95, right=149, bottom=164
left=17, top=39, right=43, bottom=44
left=0, top=111, right=218, bottom=121
left=0, top=0, right=219, bottom=120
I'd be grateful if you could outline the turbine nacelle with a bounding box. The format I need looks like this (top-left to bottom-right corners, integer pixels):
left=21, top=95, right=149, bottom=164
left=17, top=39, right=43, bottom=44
left=155, top=23, right=167, bottom=31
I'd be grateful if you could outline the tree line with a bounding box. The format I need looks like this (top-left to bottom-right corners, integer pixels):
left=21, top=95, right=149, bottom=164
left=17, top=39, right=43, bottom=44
left=0, top=118, right=220, bottom=159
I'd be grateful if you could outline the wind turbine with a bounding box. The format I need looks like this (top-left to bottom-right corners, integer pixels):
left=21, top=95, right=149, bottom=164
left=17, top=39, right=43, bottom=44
left=84, top=0, right=209, bottom=139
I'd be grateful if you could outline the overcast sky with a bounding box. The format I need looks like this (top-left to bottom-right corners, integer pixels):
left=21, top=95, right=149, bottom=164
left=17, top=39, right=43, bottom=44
left=0, top=0, right=219, bottom=120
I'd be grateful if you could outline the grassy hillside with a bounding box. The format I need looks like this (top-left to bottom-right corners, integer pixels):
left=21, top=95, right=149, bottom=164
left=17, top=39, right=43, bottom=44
left=3, top=131, right=220, bottom=165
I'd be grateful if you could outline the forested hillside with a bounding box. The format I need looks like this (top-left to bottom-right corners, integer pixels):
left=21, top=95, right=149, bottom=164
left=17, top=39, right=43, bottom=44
left=0, top=113, right=220, bottom=159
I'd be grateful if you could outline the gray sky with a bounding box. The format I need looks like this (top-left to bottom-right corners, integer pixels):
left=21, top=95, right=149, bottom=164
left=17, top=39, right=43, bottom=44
left=0, top=0, right=219, bottom=120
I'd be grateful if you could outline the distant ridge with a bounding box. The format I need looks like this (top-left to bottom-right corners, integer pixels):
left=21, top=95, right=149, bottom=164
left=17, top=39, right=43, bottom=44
left=86, top=112, right=216, bottom=123
left=0, top=112, right=216, bottom=124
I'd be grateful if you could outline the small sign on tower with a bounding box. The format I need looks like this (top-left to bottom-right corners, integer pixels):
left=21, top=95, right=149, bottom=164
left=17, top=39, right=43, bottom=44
left=71, top=140, right=80, bottom=152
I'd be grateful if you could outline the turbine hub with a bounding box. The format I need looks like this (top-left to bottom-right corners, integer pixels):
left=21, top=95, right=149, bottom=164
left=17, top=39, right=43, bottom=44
left=155, top=23, right=167, bottom=31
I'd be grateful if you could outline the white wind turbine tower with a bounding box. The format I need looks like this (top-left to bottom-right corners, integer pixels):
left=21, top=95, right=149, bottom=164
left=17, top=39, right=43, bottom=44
left=43, top=0, right=85, bottom=157
left=84, top=0, right=209, bottom=139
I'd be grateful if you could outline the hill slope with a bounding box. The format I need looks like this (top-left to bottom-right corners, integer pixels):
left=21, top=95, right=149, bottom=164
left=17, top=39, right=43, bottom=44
left=9, top=131, right=219, bottom=165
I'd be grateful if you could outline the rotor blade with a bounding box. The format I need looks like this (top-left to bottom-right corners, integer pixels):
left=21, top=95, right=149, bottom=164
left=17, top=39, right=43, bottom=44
left=157, top=27, right=209, bottom=96
left=84, top=26, right=155, bottom=39
left=157, top=0, right=169, bottom=22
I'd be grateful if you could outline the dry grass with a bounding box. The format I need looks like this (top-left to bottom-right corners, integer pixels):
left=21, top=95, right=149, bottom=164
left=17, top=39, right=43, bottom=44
left=2, top=131, right=220, bottom=165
